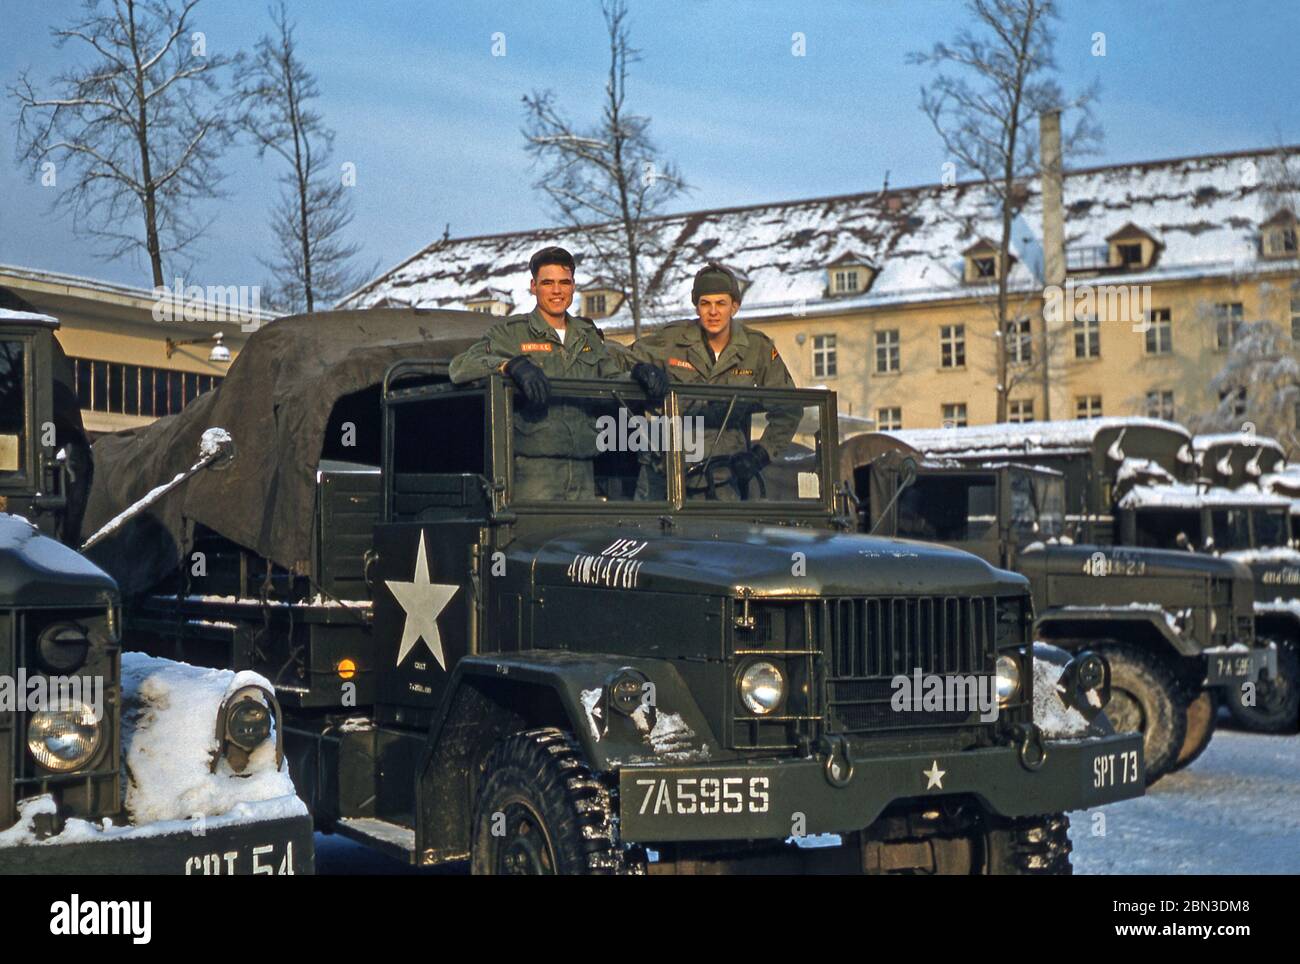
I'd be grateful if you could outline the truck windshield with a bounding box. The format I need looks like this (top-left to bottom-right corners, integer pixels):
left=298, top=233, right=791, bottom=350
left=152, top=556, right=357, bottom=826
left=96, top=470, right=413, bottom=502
left=1211, top=508, right=1251, bottom=550
left=1253, top=508, right=1289, bottom=547
left=896, top=474, right=997, bottom=542
left=0, top=340, right=26, bottom=475
left=1134, top=508, right=1203, bottom=549
left=1010, top=470, right=1064, bottom=540
left=507, top=384, right=828, bottom=506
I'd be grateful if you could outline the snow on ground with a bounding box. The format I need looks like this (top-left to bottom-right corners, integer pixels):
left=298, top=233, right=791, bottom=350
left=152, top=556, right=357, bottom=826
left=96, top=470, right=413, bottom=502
left=1071, top=723, right=1300, bottom=875
left=314, top=720, right=1299, bottom=875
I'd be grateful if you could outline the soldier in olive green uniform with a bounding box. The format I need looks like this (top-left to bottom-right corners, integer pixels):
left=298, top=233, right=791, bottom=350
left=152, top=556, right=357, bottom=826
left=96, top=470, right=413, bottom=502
left=450, top=246, right=666, bottom=500
left=630, top=263, right=800, bottom=500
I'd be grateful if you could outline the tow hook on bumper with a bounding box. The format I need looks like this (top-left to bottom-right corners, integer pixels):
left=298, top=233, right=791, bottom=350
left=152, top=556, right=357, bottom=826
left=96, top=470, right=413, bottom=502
left=1012, top=723, right=1047, bottom=771
left=819, top=734, right=854, bottom=787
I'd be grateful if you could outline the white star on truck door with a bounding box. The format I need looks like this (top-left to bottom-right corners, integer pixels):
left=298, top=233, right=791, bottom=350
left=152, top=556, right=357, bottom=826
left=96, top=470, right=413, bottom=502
left=386, top=532, right=459, bottom=669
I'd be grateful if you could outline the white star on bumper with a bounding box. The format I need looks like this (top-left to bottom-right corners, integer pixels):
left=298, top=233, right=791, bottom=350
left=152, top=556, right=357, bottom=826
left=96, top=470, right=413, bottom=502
left=386, top=531, right=460, bottom=669
left=923, top=760, right=946, bottom=790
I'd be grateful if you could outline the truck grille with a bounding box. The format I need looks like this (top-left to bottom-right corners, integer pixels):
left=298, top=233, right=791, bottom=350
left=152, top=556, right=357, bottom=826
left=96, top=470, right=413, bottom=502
left=820, top=596, right=998, bottom=734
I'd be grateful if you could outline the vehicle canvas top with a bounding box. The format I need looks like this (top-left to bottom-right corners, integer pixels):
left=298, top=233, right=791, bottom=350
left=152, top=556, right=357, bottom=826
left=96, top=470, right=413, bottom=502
left=80, top=307, right=494, bottom=593
left=1192, top=433, right=1287, bottom=488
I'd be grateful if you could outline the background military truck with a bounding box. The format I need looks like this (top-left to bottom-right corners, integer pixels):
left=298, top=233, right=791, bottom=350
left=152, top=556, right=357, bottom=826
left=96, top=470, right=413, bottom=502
left=0, top=307, right=312, bottom=873
left=1192, top=433, right=1287, bottom=490
left=853, top=433, right=1263, bottom=782
left=81, top=307, right=1144, bottom=875
left=1117, top=471, right=1299, bottom=733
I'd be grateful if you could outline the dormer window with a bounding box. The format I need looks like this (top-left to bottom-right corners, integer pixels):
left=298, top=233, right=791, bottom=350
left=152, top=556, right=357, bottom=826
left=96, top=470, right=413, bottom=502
left=579, top=284, right=623, bottom=319
left=464, top=287, right=514, bottom=316
left=825, top=253, right=876, bottom=297
left=962, top=240, right=1005, bottom=284
left=1106, top=223, right=1159, bottom=271
left=1262, top=209, right=1299, bottom=259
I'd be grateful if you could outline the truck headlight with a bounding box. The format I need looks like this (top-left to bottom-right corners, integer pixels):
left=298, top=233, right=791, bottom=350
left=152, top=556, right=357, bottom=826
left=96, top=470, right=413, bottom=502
left=27, top=702, right=102, bottom=772
left=738, top=661, right=785, bottom=715
left=214, top=684, right=282, bottom=774
left=995, top=655, right=1022, bottom=705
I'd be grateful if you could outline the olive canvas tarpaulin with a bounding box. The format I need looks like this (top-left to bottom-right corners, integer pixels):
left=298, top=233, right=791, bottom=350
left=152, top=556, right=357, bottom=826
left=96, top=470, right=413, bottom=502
left=80, top=308, right=493, bottom=593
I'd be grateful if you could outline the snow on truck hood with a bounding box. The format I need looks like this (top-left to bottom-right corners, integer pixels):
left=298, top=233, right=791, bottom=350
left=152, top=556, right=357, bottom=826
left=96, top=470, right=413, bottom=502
left=526, top=522, right=1026, bottom=597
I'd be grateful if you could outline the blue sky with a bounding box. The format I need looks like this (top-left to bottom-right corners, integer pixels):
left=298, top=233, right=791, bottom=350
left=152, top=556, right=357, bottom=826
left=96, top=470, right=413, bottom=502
left=1, top=0, right=1298, bottom=294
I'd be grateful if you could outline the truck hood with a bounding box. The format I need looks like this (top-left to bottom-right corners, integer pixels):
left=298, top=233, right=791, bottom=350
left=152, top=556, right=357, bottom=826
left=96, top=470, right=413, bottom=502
left=0, top=512, right=117, bottom=607
left=524, top=521, right=1026, bottom=597
left=1223, top=547, right=1300, bottom=595
left=1023, top=542, right=1252, bottom=581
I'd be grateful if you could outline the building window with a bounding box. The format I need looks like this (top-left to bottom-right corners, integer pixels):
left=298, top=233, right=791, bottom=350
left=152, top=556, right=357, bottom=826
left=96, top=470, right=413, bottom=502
left=1116, top=242, right=1143, bottom=267
left=1073, top=316, right=1100, bottom=358
left=1290, top=296, right=1300, bottom=343
left=832, top=269, right=861, bottom=294
left=971, top=256, right=996, bottom=280
left=1145, top=390, right=1175, bottom=420
left=940, top=324, right=966, bottom=368
left=1264, top=220, right=1298, bottom=259
left=1006, top=318, right=1032, bottom=364
left=875, top=329, right=899, bottom=373
left=876, top=407, right=902, bottom=431
left=1219, top=386, right=1247, bottom=418
left=813, top=334, right=837, bottom=378
left=1145, top=308, right=1172, bottom=354
left=71, top=357, right=219, bottom=418
left=1215, top=302, right=1244, bottom=349
left=1009, top=399, right=1034, bottom=423
left=468, top=304, right=494, bottom=314
left=1075, top=395, right=1103, bottom=419
left=942, top=403, right=968, bottom=428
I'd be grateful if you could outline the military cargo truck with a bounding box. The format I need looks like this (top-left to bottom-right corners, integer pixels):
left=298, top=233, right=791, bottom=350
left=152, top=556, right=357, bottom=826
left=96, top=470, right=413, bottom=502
left=1117, top=480, right=1299, bottom=732
left=854, top=437, right=1265, bottom=782
left=0, top=308, right=312, bottom=873
left=83, top=308, right=1145, bottom=875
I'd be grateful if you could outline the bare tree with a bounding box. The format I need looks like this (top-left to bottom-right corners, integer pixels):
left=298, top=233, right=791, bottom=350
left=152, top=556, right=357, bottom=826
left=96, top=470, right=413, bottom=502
left=1191, top=316, right=1300, bottom=451
left=237, top=3, right=369, bottom=314
left=10, top=0, right=238, bottom=286
left=522, top=0, right=686, bottom=336
left=909, top=0, right=1100, bottom=421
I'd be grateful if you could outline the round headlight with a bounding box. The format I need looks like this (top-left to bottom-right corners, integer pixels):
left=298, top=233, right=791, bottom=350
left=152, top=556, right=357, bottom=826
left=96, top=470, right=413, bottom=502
left=227, top=698, right=273, bottom=752
left=27, top=702, right=102, bottom=772
left=738, top=661, right=786, bottom=715
left=995, top=655, right=1022, bottom=705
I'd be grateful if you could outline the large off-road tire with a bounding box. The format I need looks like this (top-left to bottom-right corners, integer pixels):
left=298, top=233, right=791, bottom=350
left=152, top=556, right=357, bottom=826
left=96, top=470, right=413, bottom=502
left=470, top=727, right=644, bottom=875
left=981, top=813, right=1073, bottom=875
left=1224, top=638, right=1300, bottom=734
left=1096, top=644, right=1188, bottom=784
left=1170, top=689, right=1218, bottom=772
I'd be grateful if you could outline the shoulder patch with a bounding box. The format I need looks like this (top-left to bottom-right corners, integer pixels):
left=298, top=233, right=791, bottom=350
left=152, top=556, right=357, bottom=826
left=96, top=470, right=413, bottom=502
left=771, top=346, right=779, bottom=361
left=581, top=344, right=592, bottom=352
left=520, top=342, right=553, bottom=352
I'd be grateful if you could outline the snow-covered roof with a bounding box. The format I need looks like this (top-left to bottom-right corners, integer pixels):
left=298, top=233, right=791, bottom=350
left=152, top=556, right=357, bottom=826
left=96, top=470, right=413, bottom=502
left=341, top=146, right=1300, bottom=330
left=881, top=417, right=1189, bottom=459
left=1193, top=433, right=1287, bottom=454
left=1119, top=482, right=1291, bottom=509
left=0, top=307, right=57, bottom=326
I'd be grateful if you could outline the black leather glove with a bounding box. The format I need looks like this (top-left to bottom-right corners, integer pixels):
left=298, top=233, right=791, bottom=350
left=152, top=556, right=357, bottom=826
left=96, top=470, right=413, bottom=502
left=630, top=361, right=669, bottom=403
left=730, top=444, right=771, bottom=487
left=503, top=355, right=551, bottom=409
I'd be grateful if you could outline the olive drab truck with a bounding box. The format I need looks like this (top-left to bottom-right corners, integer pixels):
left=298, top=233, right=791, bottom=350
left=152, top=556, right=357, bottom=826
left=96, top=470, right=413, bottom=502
left=0, top=307, right=312, bottom=873
left=849, top=420, right=1268, bottom=783
left=83, top=307, right=1146, bottom=875
left=1112, top=433, right=1300, bottom=732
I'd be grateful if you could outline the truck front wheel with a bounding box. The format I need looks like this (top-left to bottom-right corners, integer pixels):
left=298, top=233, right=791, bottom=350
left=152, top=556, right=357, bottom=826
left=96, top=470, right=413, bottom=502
left=1096, top=644, right=1188, bottom=784
left=981, top=813, right=1073, bottom=875
left=470, top=727, right=644, bottom=875
left=1224, top=638, right=1300, bottom=734
left=1170, top=689, right=1218, bottom=772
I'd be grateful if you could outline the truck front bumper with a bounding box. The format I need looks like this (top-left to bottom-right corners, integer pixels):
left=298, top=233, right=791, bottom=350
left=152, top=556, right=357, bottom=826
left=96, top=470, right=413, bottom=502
left=618, top=730, right=1143, bottom=843
left=0, top=811, right=314, bottom=875
left=1203, top=646, right=1278, bottom=687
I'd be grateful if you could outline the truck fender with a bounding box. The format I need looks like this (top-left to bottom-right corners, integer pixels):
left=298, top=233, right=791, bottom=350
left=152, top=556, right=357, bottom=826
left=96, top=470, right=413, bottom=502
left=414, top=652, right=723, bottom=863
left=1034, top=606, right=1200, bottom=658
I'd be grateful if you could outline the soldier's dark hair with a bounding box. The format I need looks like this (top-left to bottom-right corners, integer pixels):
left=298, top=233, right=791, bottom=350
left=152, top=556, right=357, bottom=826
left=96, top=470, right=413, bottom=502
left=529, top=246, right=576, bottom=278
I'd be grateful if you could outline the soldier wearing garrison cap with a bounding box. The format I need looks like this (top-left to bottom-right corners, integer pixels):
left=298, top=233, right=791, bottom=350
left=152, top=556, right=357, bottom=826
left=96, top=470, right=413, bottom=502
left=629, top=262, right=800, bottom=500
left=450, top=245, right=668, bottom=500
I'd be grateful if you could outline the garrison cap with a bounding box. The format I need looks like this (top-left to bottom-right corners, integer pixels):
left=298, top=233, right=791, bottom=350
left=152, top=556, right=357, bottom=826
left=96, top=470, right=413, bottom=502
left=529, top=246, right=576, bottom=276
left=691, top=262, right=742, bottom=305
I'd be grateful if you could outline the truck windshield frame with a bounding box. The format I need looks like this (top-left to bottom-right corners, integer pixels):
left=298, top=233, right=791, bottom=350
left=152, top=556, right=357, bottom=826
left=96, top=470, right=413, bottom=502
left=0, top=335, right=32, bottom=485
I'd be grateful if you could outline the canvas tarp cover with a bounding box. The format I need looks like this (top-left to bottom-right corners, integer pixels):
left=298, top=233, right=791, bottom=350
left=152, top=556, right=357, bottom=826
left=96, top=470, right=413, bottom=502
left=80, top=308, right=494, bottom=593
